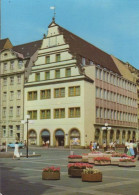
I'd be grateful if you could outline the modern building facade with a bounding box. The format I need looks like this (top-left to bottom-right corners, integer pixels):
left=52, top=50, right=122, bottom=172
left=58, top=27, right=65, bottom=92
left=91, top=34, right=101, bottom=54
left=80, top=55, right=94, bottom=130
left=0, top=40, right=42, bottom=144
left=23, top=20, right=138, bottom=147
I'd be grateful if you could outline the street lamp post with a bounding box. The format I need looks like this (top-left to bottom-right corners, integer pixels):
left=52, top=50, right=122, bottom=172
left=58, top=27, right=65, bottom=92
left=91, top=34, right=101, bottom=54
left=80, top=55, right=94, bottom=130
left=102, top=123, right=111, bottom=151
left=21, top=115, right=34, bottom=158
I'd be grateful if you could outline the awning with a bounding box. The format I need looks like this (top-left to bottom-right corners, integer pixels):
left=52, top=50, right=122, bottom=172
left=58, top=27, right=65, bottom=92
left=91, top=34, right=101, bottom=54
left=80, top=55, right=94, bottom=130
left=41, top=130, right=50, bottom=137
left=55, top=130, right=64, bottom=137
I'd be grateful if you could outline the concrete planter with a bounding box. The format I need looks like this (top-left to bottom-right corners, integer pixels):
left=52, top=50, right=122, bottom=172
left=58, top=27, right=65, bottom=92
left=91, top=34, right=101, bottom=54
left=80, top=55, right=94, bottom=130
left=94, top=161, right=111, bottom=166
left=68, top=158, right=82, bottom=163
left=82, top=172, right=102, bottom=182
left=68, top=168, right=84, bottom=177
left=111, top=157, right=121, bottom=165
left=42, top=171, right=60, bottom=180
left=118, top=161, right=136, bottom=167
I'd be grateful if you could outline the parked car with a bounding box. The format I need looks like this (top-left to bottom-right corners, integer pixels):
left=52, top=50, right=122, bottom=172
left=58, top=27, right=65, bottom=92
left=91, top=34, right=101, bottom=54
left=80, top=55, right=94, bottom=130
left=7, top=143, right=25, bottom=148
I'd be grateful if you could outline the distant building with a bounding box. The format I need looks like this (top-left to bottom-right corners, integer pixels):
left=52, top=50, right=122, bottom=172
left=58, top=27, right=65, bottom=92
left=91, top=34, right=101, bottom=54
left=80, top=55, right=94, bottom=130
left=23, top=20, right=138, bottom=147
left=0, top=39, right=42, bottom=144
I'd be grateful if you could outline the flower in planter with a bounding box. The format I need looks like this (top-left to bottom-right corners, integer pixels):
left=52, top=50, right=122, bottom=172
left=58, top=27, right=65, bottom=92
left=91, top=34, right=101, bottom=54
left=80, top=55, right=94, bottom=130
left=119, top=158, right=135, bottom=162
left=83, top=168, right=101, bottom=174
left=82, top=153, right=88, bottom=156
left=68, top=163, right=93, bottom=169
left=94, top=157, right=111, bottom=162
left=43, top=166, right=60, bottom=172
left=68, top=155, right=82, bottom=159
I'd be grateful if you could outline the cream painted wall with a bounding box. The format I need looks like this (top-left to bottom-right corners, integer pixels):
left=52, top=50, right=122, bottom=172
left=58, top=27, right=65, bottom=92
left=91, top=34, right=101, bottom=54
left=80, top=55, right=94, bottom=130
left=24, top=80, right=85, bottom=146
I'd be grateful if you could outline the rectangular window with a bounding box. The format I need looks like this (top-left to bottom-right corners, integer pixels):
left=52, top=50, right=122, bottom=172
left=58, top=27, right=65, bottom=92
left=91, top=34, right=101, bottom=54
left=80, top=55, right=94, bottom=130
left=54, top=88, right=65, bottom=98
left=9, top=126, right=13, bottom=137
left=2, top=126, right=6, bottom=137
left=28, top=110, right=37, bottom=120
left=54, top=108, right=65, bottom=118
left=55, top=69, right=60, bottom=78
left=28, top=91, right=37, bottom=100
left=3, top=92, right=7, bottom=101
left=69, top=86, right=80, bottom=97
left=9, top=107, right=13, bottom=117
left=46, top=56, right=50, bottom=64
left=10, top=91, right=14, bottom=100
left=56, top=54, right=60, bottom=62
left=4, top=63, right=7, bottom=71
left=17, top=75, right=21, bottom=84
left=45, top=71, right=50, bottom=80
left=65, top=68, right=71, bottom=77
left=69, top=107, right=80, bottom=118
left=3, top=78, right=7, bottom=86
left=40, top=109, right=51, bottom=119
left=16, top=125, right=20, bottom=131
left=40, top=89, right=51, bottom=99
left=17, top=90, right=21, bottom=99
left=10, top=61, right=14, bottom=70
left=17, top=106, right=20, bottom=116
left=18, top=61, right=23, bottom=69
left=35, top=73, right=40, bottom=81
left=10, top=76, right=14, bottom=85
left=2, top=107, right=6, bottom=117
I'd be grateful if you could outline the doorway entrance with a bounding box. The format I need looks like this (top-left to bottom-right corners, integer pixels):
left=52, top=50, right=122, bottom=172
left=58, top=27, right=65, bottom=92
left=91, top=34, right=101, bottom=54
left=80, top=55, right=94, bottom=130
left=55, top=130, right=64, bottom=146
left=41, top=130, right=50, bottom=146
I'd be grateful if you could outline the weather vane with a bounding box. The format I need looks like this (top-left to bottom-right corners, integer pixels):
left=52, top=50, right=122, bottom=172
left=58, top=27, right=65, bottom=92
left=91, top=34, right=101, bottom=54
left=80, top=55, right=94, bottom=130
left=50, top=6, right=56, bottom=22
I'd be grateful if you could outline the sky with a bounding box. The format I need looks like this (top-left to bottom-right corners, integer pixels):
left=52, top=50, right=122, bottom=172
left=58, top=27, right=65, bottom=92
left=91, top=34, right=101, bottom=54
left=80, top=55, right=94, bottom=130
left=2, top=0, right=139, bottom=70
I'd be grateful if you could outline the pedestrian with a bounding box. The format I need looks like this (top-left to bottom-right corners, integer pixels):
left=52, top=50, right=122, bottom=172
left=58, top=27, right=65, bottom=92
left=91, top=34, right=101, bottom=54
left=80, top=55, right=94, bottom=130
left=103, top=141, right=107, bottom=152
left=89, top=141, right=92, bottom=151
left=46, top=140, right=50, bottom=148
left=127, top=140, right=134, bottom=157
left=93, top=141, right=97, bottom=151
left=13, top=142, right=20, bottom=160
left=124, top=140, right=129, bottom=153
left=96, top=142, right=99, bottom=151
left=133, top=140, right=137, bottom=158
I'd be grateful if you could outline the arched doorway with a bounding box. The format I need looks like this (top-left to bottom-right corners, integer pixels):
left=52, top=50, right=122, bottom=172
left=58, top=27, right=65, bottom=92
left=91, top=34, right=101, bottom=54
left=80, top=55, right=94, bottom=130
left=95, top=129, right=100, bottom=142
left=70, top=129, right=80, bottom=146
left=102, top=130, right=107, bottom=143
left=110, top=130, right=114, bottom=142
left=41, top=130, right=50, bottom=146
left=29, top=130, right=37, bottom=145
left=122, top=131, right=125, bottom=143
left=116, top=130, right=120, bottom=144
left=132, top=131, right=136, bottom=141
left=127, top=131, right=131, bottom=141
left=55, top=130, right=64, bottom=146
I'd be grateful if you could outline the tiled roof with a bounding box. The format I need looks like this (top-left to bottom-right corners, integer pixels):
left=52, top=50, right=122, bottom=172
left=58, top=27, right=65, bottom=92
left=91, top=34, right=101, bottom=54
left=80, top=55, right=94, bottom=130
left=13, top=40, right=42, bottom=58
left=0, top=38, right=9, bottom=50
left=58, top=24, right=121, bottom=75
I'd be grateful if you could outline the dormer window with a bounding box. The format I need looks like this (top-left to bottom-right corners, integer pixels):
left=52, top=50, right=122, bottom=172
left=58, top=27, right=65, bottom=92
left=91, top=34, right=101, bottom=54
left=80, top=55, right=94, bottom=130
left=82, top=58, right=85, bottom=66
left=4, top=53, right=7, bottom=56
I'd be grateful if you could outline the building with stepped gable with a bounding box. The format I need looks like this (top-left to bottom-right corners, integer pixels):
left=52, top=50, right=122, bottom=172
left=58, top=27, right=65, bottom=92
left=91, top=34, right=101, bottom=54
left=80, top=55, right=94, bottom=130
left=23, top=20, right=138, bottom=147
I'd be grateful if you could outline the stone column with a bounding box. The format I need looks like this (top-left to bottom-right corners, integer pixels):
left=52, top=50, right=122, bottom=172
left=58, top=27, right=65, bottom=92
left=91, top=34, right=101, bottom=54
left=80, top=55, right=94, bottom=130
left=107, top=130, right=110, bottom=145
left=113, top=130, right=116, bottom=142
left=99, top=130, right=103, bottom=145
left=50, top=133, right=53, bottom=146
left=119, top=130, right=122, bottom=144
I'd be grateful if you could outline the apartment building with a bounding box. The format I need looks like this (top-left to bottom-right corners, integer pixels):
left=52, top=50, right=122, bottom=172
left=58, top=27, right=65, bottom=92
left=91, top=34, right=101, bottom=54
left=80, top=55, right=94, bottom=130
left=0, top=40, right=42, bottom=144
left=24, top=20, right=138, bottom=147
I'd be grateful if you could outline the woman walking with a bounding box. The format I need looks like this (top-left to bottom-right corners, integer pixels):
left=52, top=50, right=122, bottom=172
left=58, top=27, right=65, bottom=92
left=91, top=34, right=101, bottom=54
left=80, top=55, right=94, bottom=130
left=13, top=142, right=20, bottom=160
